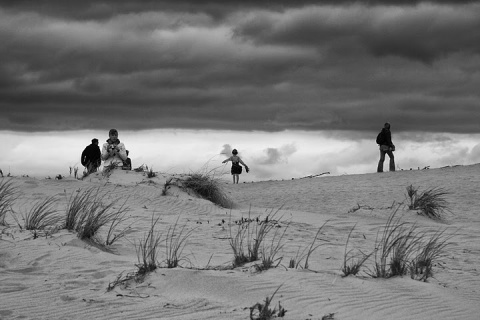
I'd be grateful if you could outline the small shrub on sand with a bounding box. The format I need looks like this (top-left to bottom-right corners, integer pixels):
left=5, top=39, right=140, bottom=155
left=250, top=285, right=287, bottom=320
left=65, top=187, right=131, bottom=245
left=65, top=188, right=97, bottom=230
left=147, top=166, right=157, bottom=178
left=22, top=196, right=62, bottom=231
left=162, top=178, right=173, bottom=196
left=229, top=208, right=283, bottom=267
left=256, top=224, right=289, bottom=271
left=0, top=179, right=19, bottom=226
left=369, top=208, right=420, bottom=278
left=341, top=224, right=373, bottom=277
left=367, top=208, right=452, bottom=280
left=406, top=185, right=450, bottom=219
left=135, top=215, right=162, bottom=280
left=163, top=218, right=194, bottom=268
left=409, top=229, right=452, bottom=282
left=181, top=173, right=232, bottom=208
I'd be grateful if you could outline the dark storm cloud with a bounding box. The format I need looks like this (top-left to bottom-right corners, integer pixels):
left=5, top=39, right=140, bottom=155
left=1, top=1, right=479, bottom=134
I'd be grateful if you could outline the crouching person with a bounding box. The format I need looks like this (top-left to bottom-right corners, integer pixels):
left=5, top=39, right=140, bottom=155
left=102, top=129, right=127, bottom=170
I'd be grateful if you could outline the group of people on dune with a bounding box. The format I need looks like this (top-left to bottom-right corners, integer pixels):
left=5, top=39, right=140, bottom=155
left=80, top=129, right=131, bottom=175
left=81, top=123, right=394, bottom=182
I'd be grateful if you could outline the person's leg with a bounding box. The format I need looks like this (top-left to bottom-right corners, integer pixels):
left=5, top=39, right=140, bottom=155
left=232, top=174, right=235, bottom=184
left=377, top=149, right=386, bottom=172
left=387, top=150, right=395, bottom=171
left=235, top=174, right=239, bottom=184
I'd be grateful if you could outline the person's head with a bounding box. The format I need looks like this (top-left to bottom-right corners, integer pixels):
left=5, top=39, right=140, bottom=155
left=384, top=122, right=391, bottom=130
left=109, top=129, right=118, bottom=142
left=232, top=149, right=238, bottom=155
left=91, top=138, right=98, bottom=145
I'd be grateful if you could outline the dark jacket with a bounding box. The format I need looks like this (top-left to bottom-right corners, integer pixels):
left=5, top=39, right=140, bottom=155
left=81, top=144, right=101, bottom=168
left=381, top=128, right=394, bottom=148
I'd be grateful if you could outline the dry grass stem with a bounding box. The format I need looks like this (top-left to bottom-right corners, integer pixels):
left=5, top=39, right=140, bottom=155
left=23, top=196, right=61, bottom=231
left=0, top=179, right=19, bottom=226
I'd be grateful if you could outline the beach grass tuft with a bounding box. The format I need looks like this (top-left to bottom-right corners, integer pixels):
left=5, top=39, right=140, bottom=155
left=250, top=285, right=287, bottom=320
left=289, top=221, right=328, bottom=269
left=135, top=215, right=162, bottom=280
left=342, top=224, right=373, bottom=277
left=65, top=187, right=131, bottom=246
left=0, top=178, right=19, bottom=226
left=256, top=223, right=288, bottom=271
left=229, top=207, right=283, bottom=267
left=406, top=185, right=450, bottom=219
left=22, top=195, right=62, bottom=231
left=163, top=218, right=194, bottom=268
left=367, top=208, right=452, bottom=280
left=181, top=173, right=232, bottom=208
left=409, top=229, right=452, bottom=281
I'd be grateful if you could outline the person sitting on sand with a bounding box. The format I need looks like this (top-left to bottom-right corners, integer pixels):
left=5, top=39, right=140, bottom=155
left=101, top=129, right=127, bottom=169
left=377, top=122, right=396, bottom=172
left=222, top=149, right=249, bottom=184
left=81, top=138, right=101, bottom=174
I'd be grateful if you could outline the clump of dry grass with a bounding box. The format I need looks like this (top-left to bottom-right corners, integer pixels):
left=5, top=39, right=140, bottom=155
left=250, top=285, right=287, bottom=320
left=256, top=223, right=289, bottom=271
left=64, top=187, right=131, bottom=246
left=181, top=173, right=232, bottom=208
left=22, top=196, right=62, bottom=232
left=135, top=215, right=162, bottom=280
left=341, top=224, right=373, bottom=277
left=406, top=185, right=450, bottom=219
left=102, top=163, right=118, bottom=177
left=163, top=218, right=194, bottom=268
left=367, top=208, right=452, bottom=281
left=0, top=179, right=19, bottom=226
left=409, top=229, right=452, bottom=281
left=229, top=208, right=283, bottom=267
left=368, top=208, right=420, bottom=278
left=147, top=166, right=157, bottom=178
left=162, top=177, right=173, bottom=196
left=288, top=221, right=328, bottom=270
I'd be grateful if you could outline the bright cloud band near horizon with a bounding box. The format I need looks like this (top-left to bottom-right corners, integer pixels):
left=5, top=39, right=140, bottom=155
left=1, top=130, right=480, bottom=182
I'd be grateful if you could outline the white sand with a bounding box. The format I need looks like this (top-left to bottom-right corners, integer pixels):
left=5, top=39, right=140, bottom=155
left=1, top=165, right=479, bottom=319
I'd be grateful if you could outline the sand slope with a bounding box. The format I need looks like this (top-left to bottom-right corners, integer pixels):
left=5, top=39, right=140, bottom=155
left=1, top=165, right=479, bottom=320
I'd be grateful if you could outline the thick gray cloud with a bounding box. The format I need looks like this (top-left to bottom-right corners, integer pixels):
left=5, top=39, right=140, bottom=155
left=1, top=1, right=479, bottom=134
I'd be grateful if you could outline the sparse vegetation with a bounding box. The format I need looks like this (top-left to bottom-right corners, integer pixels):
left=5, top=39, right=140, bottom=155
left=163, top=218, right=194, bottom=268
left=64, top=187, right=131, bottom=246
left=366, top=208, right=452, bottom=281
left=22, top=196, right=62, bottom=232
left=0, top=178, right=18, bottom=226
left=135, top=215, right=163, bottom=280
left=288, top=222, right=328, bottom=269
left=147, top=166, right=157, bottom=178
left=250, top=285, right=287, bottom=320
left=406, top=185, right=450, bottom=219
left=256, top=223, right=288, bottom=271
left=162, top=177, right=173, bottom=196
left=181, top=173, right=232, bottom=208
left=342, top=224, right=372, bottom=277
left=229, top=208, right=283, bottom=267
left=409, top=229, right=452, bottom=281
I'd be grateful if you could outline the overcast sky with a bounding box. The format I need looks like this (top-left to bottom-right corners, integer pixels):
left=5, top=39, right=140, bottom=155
left=1, top=1, right=480, bottom=180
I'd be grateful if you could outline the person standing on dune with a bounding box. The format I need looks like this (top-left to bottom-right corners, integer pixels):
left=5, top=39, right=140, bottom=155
left=222, top=149, right=249, bottom=184
left=376, top=122, right=396, bottom=172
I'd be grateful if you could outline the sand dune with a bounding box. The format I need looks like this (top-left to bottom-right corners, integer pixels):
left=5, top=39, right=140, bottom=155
left=1, top=165, right=480, bottom=319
